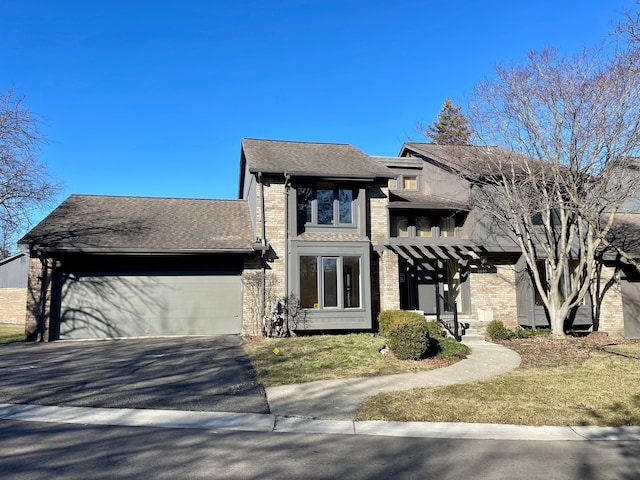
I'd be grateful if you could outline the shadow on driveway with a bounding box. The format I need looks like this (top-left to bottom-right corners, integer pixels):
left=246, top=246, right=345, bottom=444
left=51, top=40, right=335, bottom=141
left=0, top=336, right=268, bottom=414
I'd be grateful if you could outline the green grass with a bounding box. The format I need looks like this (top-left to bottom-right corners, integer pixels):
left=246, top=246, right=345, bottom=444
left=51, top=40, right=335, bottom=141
left=0, top=323, right=25, bottom=343
left=243, top=333, right=466, bottom=387
left=357, top=343, right=640, bottom=426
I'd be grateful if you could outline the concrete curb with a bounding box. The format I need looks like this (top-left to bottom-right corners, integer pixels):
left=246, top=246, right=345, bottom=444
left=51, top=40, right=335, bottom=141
left=2, top=403, right=640, bottom=441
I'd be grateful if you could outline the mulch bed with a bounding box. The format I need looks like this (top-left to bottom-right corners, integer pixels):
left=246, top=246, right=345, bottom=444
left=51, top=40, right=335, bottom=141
left=492, top=332, right=639, bottom=368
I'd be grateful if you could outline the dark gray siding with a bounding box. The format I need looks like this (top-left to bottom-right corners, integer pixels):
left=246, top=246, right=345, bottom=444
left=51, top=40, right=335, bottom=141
left=288, top=240, right=372, bottom=331
left=0, top=253, right=28, bottom=288
left=621, top=266, right=640, bottom=338
left=50, top=255, right=244, bottom=340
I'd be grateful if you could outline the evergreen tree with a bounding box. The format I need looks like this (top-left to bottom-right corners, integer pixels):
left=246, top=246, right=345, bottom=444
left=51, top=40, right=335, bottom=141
left=424, top=97, right=472, bottom=145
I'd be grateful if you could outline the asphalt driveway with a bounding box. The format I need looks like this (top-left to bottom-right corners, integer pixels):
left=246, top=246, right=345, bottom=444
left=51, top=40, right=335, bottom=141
left=0, top=336, right=269, bottom=414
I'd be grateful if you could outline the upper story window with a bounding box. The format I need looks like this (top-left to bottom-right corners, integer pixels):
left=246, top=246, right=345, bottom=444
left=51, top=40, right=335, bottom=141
left=402, top=175, right=418, bottom=191
left=297, top=182, right=355, bottom=228
left=389, top=174, right=419, bottom=192
left=391, top=213, right=462, bottom=239
left=440, top=216, right=456, bottom=237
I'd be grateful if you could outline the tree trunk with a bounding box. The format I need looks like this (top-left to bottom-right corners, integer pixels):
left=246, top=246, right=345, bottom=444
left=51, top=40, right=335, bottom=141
left=547, top=296, right=567, bottom=337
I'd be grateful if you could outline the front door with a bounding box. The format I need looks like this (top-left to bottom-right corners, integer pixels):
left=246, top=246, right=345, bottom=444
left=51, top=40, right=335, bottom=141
left=416, top=261, right=438, bottom=314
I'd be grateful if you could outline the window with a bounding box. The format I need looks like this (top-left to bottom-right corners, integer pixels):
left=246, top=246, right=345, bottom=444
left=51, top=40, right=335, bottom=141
left=440, top=217, right=456, bottom=237
left=391, top=213, right=462, bottom=238
left=391, top=215, right=409, bottom=237
left=300, top=255, right=318, bottom=308
left=534, top=260, right=548, bottom=306
left=297, top=183, right=355, bottom=228
left=416, top=216, right=432, bottom=237
left=299, top=255, right=361, bottom=309
left=297, top=187, right=313, bottom=227
left=403, top=175, right=418, bottom=190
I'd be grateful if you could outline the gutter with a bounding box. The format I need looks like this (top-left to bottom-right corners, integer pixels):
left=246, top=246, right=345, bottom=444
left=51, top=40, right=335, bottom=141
left=24, top=247, right=257, bottom=256
left=259, top=172, right=267, bottom=335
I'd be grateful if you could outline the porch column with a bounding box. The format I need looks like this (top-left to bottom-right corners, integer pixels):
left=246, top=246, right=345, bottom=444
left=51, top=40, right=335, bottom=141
left=379, top=249, right=400, bottom=312
left=25, top=257, right=53, bottom=342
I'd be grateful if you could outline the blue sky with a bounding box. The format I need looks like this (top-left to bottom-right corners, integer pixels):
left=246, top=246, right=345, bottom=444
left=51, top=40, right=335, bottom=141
left=1, top=0, right=634, bottom=222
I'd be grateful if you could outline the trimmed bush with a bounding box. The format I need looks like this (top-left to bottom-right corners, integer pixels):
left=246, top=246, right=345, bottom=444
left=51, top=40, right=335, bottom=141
left=485, top=320, right=512, bottom=340
left=385, top=313, right=430, bottom=360
left=485, top=321, right=553, bottom=341
left=378, top=310, right=426, bottom=338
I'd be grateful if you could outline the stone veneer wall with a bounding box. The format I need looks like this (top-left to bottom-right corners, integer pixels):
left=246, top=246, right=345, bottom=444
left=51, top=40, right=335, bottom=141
left=469, top=255, right=518, bottom=328
left=0, top=288, right=27, bottom=324
left=595, top=265, right=624, bottom=336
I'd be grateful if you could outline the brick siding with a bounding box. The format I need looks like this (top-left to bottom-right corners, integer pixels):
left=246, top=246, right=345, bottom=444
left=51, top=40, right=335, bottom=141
left=0, top=288, right=27, bottom=324
left=379, top=250, right=400, bottom=312
left=469, top=256, right=518, bottom=328
left=25, top=257, right=53, bottom=341
left=595, top=265, right=625, bottom=336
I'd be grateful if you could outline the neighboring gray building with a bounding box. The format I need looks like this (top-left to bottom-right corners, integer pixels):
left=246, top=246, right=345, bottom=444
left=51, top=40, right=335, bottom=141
left=0, top=252, right=28, bottom=325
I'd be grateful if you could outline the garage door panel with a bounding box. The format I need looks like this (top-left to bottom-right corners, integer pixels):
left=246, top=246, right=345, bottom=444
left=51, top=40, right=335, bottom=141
left=58, top=273, right=242, bottom=339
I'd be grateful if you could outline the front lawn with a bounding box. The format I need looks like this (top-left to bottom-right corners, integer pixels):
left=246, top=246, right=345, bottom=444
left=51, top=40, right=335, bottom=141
left=0, top=323, right=25, bottom=343
left=243, top=333, right=468, bottom=387
left=357, top=334, right=640, bottom=426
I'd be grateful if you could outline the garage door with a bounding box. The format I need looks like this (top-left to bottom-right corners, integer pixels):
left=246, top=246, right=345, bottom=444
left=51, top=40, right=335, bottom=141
left=56, top=272, right=242, bottom=339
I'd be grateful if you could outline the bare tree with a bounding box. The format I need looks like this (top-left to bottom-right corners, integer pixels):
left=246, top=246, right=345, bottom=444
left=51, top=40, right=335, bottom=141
left=463, top=42, right=640, bottom=336
left=0, top=88, right=58, bottom=257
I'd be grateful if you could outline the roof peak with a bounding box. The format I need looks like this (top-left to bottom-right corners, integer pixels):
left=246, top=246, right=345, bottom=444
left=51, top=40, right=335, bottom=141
left=67, top=194, right=246, bottom=203
left=242, top=138, right=352, bottom=147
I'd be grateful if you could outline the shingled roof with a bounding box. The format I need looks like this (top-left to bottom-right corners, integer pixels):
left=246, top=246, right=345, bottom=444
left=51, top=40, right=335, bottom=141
left=19, top=195, right=256, bottom=254
left=400, top=143, right=533, bottom=177
left=388, top=192, right=470, bottom=211
left=242, top=138, right=395, bottom=179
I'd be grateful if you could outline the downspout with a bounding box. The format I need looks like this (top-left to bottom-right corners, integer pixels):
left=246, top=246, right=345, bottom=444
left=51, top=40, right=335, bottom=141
left=37, top=253, right=49, bottom=342
left=259, top=172, right=267, bottom=335
left=284, top=172, right=291, bottom=330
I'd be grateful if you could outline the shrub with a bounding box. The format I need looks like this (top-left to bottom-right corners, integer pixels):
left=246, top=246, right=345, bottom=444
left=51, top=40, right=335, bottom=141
left=485, top=320, right=512, bottom=340
left=436, top=337, right=471, bottom=361
left=378, top=310, right=426, bottom=338
left=385, top=314, right=431, bottom=360
left=425, top=319, right=445, bottom=339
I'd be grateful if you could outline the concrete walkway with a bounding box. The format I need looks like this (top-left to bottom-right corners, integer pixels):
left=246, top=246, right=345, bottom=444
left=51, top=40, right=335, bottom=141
left=266, top=340, right=522, bottom=420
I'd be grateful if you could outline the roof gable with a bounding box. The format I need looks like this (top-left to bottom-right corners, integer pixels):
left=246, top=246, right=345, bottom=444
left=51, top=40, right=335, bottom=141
left=19, top=195, right=256, bottom=254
